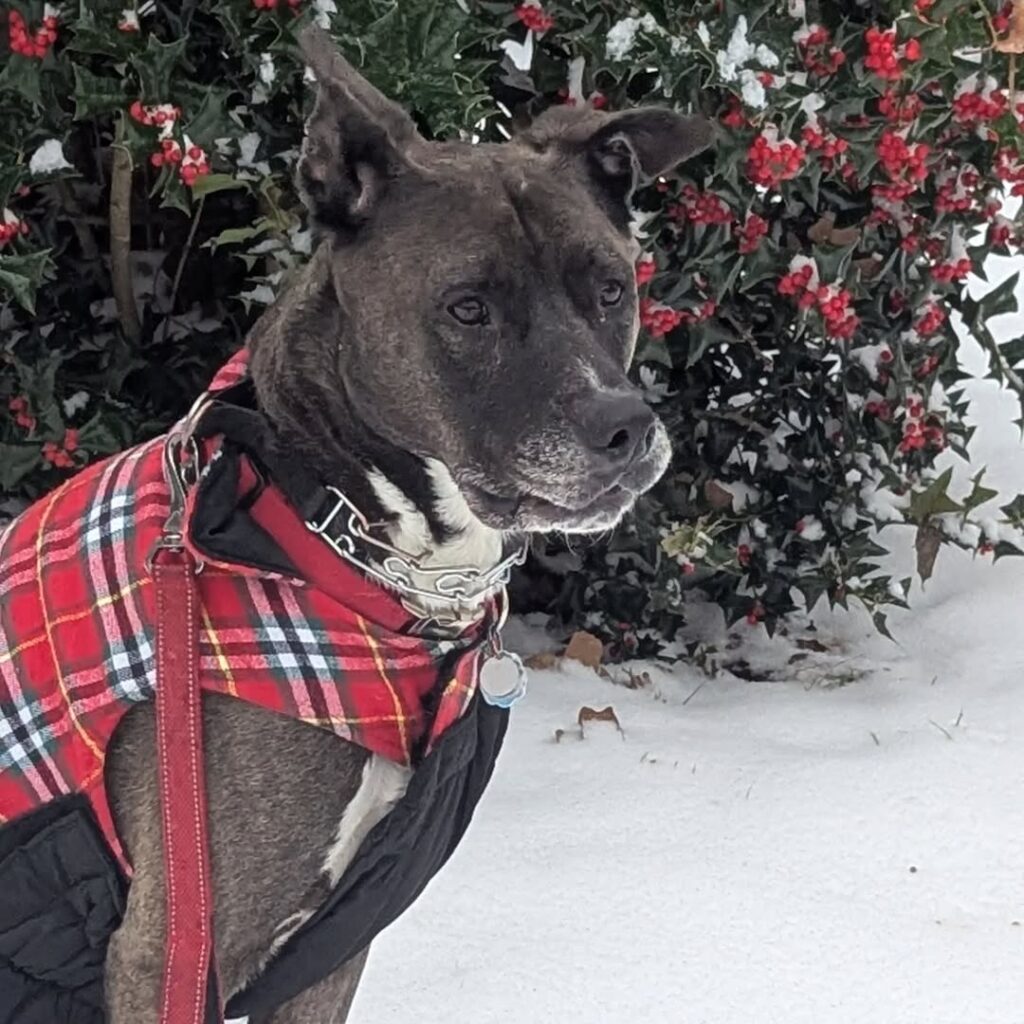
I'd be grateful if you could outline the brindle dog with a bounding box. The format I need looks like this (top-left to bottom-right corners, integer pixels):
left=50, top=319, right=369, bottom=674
left=104, top=27, right=710, bottom=1024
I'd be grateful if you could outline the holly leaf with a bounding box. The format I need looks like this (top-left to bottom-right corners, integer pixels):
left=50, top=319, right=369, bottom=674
left=1002, top=493, right=1024, bottom=528
left=872, top=610, right=895, bottom=642
left=75, top=413, right=126, bottom=454
left=66, top=9, right=137, bottom=59
left=962, top=469, right=999, bottom=513
left=813, top=240, right=858, bottom=284
left=189, top=173, right=248, bottom=199
left=978, top=271, right=1020, bottom=320
left=0, top=251, right=53, bottom=314
left=994, top=540, right=1024, bottom=560
left=73, top=64, right=130, bottom=120
left=0, top=444, right=40, bottom=490
left=0, top=168, right=24, bottom=206
left=0, top=54, right=44, bottom=107
left=132, top=36, right=189, bottom=101
left=736, top=244, right=780, bottom=293
left=207, top=222, right=269, bottom=250
left=907, top=468, right=961, bottom=522
left=183, top=88, right=233, bottom=149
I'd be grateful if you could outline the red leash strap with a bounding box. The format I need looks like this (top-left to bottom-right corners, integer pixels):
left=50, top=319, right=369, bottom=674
left=154, top=545, right=221, bottom=1024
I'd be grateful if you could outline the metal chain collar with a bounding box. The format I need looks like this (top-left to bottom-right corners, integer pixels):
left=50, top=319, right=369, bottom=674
left=305, top=485, right=528, bottom=625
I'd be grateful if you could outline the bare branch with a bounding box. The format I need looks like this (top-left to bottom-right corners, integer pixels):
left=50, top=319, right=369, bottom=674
left=109, top=143, right=141, bottom=343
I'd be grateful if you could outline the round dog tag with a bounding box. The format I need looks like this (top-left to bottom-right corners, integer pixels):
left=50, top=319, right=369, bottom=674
left=479, top=650, right=528, bottom=709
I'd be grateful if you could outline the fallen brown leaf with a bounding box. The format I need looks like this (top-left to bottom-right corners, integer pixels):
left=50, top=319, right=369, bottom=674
left=704, top=479, right=734, bottom=509
left=620, top=667, right=652, bottom=689
left=853, top=256, right=884, bottom=280
left=808, top=211, right=861, bottom=247
left=577, top=704, right=624, bottom=738
left=524, top=650, right=560, bottom=670
left=916, top=522, right=943, bottom=582
left=564, top=630, right=604, bottom=670
left=830, top=224, right=862, bottom=246
left=807, top=212, right=835, bottom=244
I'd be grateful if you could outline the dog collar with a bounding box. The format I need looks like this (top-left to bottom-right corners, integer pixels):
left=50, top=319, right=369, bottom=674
left=180, top=388, right=527, bottom=635
left=304, top=484, right=528, bottom=625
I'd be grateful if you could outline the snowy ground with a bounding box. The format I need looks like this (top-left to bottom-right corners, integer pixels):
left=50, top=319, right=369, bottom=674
left=355, top=274, right=1024, bottom=1022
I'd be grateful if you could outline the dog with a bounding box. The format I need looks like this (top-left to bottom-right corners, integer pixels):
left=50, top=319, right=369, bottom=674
left=0, top=27, right=709, bottom=1024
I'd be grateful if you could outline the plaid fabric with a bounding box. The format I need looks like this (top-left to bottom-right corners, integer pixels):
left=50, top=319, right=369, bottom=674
left=0, top=353, right=483, bottom=855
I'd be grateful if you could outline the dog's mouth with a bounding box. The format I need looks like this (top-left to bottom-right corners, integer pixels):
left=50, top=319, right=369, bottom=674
left=462, top=481, right=636, bottom=533
left=456, top=420, right=672, bottom=534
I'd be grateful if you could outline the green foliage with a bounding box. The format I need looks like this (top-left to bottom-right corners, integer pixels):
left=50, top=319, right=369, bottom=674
left=2, top=0, right=1023, bottom=647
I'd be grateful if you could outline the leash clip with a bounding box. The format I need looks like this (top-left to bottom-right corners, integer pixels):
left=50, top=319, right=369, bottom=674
left=147, top=430, right=204, bottom=574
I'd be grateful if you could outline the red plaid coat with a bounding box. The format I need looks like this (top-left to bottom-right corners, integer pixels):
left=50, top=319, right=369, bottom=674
left=0, top=351, right=484, bottom=864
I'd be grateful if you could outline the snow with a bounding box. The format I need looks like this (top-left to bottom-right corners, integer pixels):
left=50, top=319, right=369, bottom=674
left=738, top=68, right=766, bottom=109
left=353, top=279, right=1024, bottom=1021
left=605, top=14, right=661, bottom=62
left=258, top=53, right=276, bottom=88
left=716, top=16, right=778, bottom=83
left=499, top=31, right=534, bottom=72
left=28, top=139, right=73, bottom=175
left=312, top=0, right=337, bottom=29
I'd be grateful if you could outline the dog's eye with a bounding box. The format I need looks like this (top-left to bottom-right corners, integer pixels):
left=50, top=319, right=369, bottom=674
left=599, top=281, right=624, bottom=307
left=447, top=297, right=490, bottom=326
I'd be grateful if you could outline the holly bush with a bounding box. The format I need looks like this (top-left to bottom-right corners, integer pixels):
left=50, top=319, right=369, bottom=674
left=2, top=0, right=1024, bottom=649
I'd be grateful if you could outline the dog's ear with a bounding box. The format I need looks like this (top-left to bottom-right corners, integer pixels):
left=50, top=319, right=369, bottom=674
left=588, top=107, right=713, bottom=200
left=521, top=105, right=712, bottom=220
left=297, top=26, right=420, bottom=231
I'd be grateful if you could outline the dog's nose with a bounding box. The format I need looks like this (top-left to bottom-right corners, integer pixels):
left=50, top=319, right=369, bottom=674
left=577, top=391, right=658, bottom=471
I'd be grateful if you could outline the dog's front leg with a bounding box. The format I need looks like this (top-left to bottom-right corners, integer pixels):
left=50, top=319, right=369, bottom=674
left=105, top=695, right=373, bottom=1021
left=104, top=859, right=167, bottom=1023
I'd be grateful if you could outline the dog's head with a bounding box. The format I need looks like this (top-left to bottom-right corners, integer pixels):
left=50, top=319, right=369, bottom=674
left=293, top=28, right=711, bottom=535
